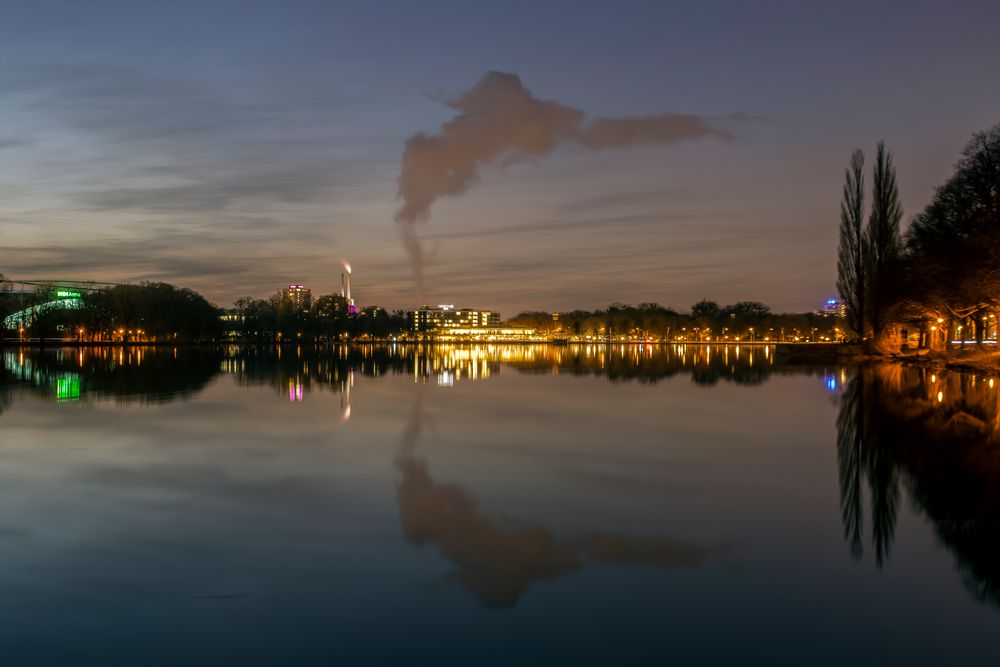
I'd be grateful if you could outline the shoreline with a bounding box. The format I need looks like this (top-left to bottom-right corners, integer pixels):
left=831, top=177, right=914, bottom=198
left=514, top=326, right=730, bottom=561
left=0, top=339, right=787, bottom=348
left=891, top=349, right=1000, bottom=376
left=772, top=342, right=1000, bottom=377
left=5, top=339, right=999, bottom=375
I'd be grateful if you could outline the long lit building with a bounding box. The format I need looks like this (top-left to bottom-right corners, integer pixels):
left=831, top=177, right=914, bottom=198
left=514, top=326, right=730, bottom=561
left=430, top=326, right=536, bottom=342
left=409, top=305, right=534, bottom=341
left=410, top=305, right=500, bottom=332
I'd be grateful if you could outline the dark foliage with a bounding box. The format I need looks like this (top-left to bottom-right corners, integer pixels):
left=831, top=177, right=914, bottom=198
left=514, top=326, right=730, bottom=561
left=904, top=123, right=1000, bottom=324
left=508, top=301, right=834, bottom=341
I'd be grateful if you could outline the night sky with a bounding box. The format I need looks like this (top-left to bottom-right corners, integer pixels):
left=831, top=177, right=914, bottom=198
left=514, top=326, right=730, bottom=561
left=2, top=0, right=998, bottom=315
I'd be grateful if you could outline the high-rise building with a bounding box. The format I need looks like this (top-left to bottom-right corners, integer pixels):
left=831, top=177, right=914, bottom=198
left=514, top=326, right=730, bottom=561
left=282, top=284, right=312, bottom=310
left=819, top=298, right=846, bottom=318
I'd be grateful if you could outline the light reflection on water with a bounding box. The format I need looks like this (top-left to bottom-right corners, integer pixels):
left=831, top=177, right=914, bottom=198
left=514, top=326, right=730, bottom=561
left=0, top=345, right=998, bottom=664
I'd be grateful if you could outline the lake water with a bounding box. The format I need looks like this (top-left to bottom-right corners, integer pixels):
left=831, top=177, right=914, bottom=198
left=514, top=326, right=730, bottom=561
left=0, top=344, right=997, bottom=665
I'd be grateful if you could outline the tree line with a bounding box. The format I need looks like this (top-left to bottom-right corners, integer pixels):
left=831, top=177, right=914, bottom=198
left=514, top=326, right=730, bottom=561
left=1, top=276, right=846, bottom=343
left=0, top=281, right=408, bottom=342
left=837, top=122, right=1000, bottom=349
left=508, top=300, right=842, bottom=342
left=0, top=282, right=221, bottom=341
left=226, top=292, right=408, bottom=341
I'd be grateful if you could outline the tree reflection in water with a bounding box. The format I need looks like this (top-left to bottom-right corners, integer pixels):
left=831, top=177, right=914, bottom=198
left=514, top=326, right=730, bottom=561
left=1, top=346, right=222, bottom=405
left=836, top=366, right=900, bottom=566
left=1, top=343, right=796, bottom=411
left=837, top=363, right=1000, bottom=608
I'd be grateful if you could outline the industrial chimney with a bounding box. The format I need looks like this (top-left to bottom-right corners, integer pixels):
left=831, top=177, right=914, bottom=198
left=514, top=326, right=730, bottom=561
left=343, top=260, right=357, bottom=314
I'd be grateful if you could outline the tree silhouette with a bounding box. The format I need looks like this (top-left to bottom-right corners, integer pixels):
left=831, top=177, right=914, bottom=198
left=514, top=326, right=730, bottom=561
left=904, top=123, right=1000, bottom=331
left=837, top=149, right=866, bottom=338
left=867, top=142, right=903, bottom=340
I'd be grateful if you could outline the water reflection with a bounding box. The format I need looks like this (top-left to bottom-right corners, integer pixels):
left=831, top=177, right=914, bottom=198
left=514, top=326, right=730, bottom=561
left=2, top=344, right=1000, bottom=660
left=836, top=364, right=1000, bottom=608
left=7, top=345, right=999, bottom=613
left=396, top=386, right=718, bottom=608
left=1, top=346, right=221, bottom=407
left=0, top=343, right=778, bottom=609
left=2, top=343, right=788, bottom=412
left=222, top=343, right=784, bottom=397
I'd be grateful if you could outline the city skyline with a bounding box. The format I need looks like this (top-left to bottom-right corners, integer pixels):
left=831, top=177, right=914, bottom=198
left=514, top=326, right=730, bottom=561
left=2, top=1, right=999, bottom=316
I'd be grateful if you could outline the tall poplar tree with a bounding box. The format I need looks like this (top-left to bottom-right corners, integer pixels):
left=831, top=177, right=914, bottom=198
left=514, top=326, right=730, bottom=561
left=866, top=141, right=903, bottom=339
left=837, top=150, right=866, bottom=337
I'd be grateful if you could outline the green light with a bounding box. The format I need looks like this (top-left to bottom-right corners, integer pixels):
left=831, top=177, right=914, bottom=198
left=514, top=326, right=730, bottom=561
left=55, top=375, right=81, bottom=402
left=54, top=289, right=83, bottom=299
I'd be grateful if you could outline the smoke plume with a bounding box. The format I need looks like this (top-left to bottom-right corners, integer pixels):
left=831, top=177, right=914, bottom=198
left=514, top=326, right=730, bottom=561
left=395, top=71, right=739, bottom=295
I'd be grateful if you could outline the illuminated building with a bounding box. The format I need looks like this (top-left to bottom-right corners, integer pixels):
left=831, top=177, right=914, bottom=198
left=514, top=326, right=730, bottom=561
left=410, top=305, right=500, bottom=332
left=813, top=298, right=846, bottom=318
left=429, top=326, right=536, bottom=342
left=409, top=305, right=533, bottom=341
left=282, top=284, right=312, bottom=310
left=220, top=309, right=244, bottom=338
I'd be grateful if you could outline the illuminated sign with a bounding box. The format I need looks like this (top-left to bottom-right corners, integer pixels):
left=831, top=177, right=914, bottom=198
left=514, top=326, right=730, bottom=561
left=54, top=290, right=83, bottom=299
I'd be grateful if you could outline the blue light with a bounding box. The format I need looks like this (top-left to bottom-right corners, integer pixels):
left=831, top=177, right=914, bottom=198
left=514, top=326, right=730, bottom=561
left=826, top=299, right=837, bottom=305
left=825, top=377, right=837, bottom=392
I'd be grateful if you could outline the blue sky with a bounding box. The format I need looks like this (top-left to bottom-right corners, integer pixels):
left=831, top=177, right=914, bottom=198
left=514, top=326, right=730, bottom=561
left=1, top=0, right=998, bottom=314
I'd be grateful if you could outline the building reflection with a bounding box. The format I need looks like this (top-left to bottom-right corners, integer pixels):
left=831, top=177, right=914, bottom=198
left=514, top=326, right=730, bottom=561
left=2, top=344, right=788, bottom=406
left=836, top=363, right=1000, bottom=609
left=223, top=343, right=783, bottom=399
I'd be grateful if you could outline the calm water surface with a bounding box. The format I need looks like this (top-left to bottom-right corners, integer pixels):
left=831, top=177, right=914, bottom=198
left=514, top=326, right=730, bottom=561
left=0, top=344, right=997, bottom=664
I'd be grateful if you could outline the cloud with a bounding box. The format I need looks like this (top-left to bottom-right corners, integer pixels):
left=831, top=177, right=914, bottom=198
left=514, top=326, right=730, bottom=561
left=396, top=71, right=739, bottom=223
left=3, top=64, right=350, bottom=216
left=0, top=221, right=334, bottom=301
left=578, top=113, right=733, bottom=149
left=394, top=71, right=741, bottom=298
left=77, top=171, right=335, bottom=213
left=0, top=137, right=32, bottom=149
